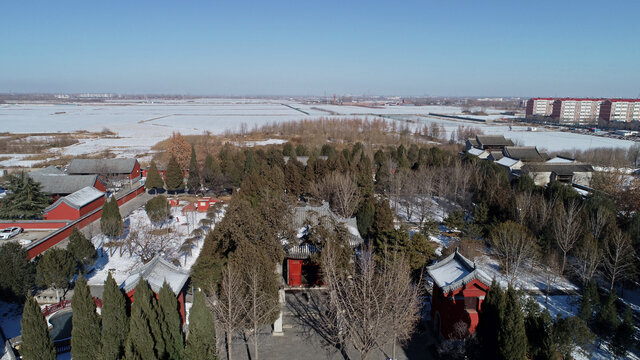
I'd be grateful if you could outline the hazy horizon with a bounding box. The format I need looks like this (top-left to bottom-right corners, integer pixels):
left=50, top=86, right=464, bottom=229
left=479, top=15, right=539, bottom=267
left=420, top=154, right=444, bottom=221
left=2, top=0, right=640, bottom=98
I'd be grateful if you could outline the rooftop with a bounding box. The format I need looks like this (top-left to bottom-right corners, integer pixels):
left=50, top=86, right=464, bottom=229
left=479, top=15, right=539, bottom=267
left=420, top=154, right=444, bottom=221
left=522, top=163, right=594, bottom=176
left=495, top=156, right=520, bottom=168
left=467, top=147, right=486, bottom=156
left=427, top=249, right=491, bottom=294
left=502, top=146, right=549, bottom=162
left=44, top=186, right=105, bottom=212
left=67, top=158, right=138, bottom=175
left=121, top=255, right=190, bottom=296
left=475, top=135, right=514, bottom=147
left=30, top=173, right=102, bottom=195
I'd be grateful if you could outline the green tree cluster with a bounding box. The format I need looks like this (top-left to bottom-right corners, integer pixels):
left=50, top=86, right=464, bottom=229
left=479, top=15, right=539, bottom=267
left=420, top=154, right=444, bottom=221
left=0, top=172, right=51, bottom=219
left=68, top=227, right=97, bottom=272
left=165, top=155, right=185, bottom=192
left=145, top=196, right=171, bottom=224
left=145, top=160, right=165, bottom=191
left=0, top=242, right=35, bottom=300
left=100, top=196, right=123, bottom=239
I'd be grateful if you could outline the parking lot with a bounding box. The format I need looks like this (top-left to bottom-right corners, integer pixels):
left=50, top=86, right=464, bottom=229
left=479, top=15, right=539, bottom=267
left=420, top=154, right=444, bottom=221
left=1, top=229, right=53, bottom=247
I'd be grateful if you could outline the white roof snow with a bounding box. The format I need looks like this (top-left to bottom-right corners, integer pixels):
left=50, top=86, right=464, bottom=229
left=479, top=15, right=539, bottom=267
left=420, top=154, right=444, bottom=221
left=467, top=147, right=486, bottom=156
left=427, top=249, right=491, bottom=294
left=44, top=186, right=105, bottom=212
left=546, top=156, right=575, bottom=164
left=121, top=255, right=190, bottom=295
left=495, top=156, right=520, bottom=168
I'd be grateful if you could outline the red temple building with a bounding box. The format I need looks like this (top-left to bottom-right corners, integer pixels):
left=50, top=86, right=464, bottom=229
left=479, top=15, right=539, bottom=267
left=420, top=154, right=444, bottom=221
left=427, top=249, right=491, bottom=339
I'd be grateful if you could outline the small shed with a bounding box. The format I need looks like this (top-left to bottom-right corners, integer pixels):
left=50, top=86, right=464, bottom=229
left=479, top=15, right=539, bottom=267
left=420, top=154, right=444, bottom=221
left=43, top=186, right=106, bottom=221
left=121, top=256, right=190, bottom=323
left=195, top=197, right=221, bottom=212
left=427, top=249, right=491, bottom=339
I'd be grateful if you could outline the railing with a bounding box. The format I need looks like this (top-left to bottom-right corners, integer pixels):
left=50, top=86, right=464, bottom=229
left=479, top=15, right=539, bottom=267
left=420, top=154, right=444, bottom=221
left=41, top=299, right=72, bottom=317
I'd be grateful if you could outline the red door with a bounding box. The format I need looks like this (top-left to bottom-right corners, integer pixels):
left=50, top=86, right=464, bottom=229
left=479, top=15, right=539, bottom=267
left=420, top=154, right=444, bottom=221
left=288, top=259, right=303, bottom=287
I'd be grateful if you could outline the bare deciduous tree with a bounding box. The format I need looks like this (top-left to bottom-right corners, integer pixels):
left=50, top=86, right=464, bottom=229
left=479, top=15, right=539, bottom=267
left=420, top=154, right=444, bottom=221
left=571, top=234, right=602, bottom=287
left=552, top=201, right=583, bottom=274
left=489, top=221, right=538, bottom=284
left=312, top=171, right=360, bottom=218
left=602, top=230, right=637, bottom=292
left=322, top=247, right=421, bottom=360
left=513, top=190, right=534, bottom=225
left=208, top=262, right=248, bottom=360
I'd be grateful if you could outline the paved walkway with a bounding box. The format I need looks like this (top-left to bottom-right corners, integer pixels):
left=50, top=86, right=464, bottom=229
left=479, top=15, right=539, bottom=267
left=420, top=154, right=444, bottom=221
left=219, top=291, right=438, bottom=360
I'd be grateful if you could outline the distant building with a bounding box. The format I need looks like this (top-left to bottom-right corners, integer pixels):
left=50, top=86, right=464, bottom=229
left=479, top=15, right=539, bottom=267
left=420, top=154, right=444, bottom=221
left=599, top=99, right=640, bottom=122
left=502, top=146, right=549, bottom=162
left=551, top=98, right=603, bottom=124
left=521, top=163, right=594, bottom=187
left=427, top=249, right=491, bottom=339
left=525, top=98, right=555, bottom=117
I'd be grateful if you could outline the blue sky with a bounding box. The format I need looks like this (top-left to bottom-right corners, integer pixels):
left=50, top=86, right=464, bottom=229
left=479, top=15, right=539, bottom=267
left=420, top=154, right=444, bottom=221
left=1, top=1, right=639, bottom=97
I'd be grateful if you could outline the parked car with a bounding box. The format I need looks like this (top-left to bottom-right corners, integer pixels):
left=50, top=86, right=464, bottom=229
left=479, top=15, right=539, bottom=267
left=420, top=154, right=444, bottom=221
left=0, top=227, right=23, bottom=240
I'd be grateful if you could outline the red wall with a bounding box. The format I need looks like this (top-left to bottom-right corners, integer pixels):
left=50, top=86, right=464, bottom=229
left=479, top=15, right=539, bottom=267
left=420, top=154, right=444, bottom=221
left=94, top=178, right=107, bottom=192
left=431, top=279, right=489, bottom=339
left=130, top=161, right=141, bottom=180
left=44, top=202, right=80, bottom=221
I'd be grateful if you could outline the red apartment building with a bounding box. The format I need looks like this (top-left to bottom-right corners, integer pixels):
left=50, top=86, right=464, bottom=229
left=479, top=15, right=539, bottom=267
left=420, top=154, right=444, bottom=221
left=599, top=99, right=640, bottom=122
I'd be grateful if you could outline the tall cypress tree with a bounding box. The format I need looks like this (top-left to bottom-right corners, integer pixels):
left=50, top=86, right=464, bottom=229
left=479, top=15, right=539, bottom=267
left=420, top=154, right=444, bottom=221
left=71, top=275, right=101, bottom=360
left=476, top=280, right=505, bottom=359
left=100, top=196, right=123, bottom=239
left=578, top=280, right=599, bottom=323
left=125, top=280, right=165, bottom=360
left=595, top=290, right=619, bottom=338
left=20, top=295, right=56, bottom=360
left=165, top=155, right=184, bottom=192
left=184, top=290, right=217, bottom=360
left=611, top=305, right=635, bottom=358
left=158, top=282, right=184, bottom=360
left=101, top=272, right=128, bottom=360
left=68, top=227, right=97, bottom=272
left=187, top=145, right=201, bottom=193
left=145, top=161, right=165, bottom=191
left=498, top=286, right=527, bottom=360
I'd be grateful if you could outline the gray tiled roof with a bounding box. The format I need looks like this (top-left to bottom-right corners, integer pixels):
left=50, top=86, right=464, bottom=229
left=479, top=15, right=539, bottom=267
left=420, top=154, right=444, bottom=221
left=503, top=146, right=548, bottom=162
left=121, top=255, right=190, bottom=295
left=522, top=163, right=594, bottom=176
left=30, top=166, right=64, bottom=176
left=67, top=158, right=138, bottom=175
left=476, top=135, right=514, bottom=147
left=31, top=174, right=102, bottom=195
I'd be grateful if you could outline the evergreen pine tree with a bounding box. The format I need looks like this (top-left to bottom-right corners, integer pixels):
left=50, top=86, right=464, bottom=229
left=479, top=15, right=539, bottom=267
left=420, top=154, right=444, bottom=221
left=71, top=275, right=102, bottom=360
left=610, top=305, right=635, bottom=358
left=370, top=199, right=394, bottom=243
left=101, top=272, right=129, bottom=360
left=498, top=286, right=527, bottom=360
left=476, top=280, right=505, bottom=359
left=158, top=281, right=184, bottom=360
left=20, top=295, right=56, bottom=360
left=145, top=161, right=165, bottom=191
left=184, top=290, right=217, bottom=360
left=243, top=150, right=259, bottom=175
left=578, top=280, right=600, bottom=323
left=0, top=172, right=51, bottom=219
left=595, top=290, right=619, bottom=337
left=125, top=280, right=165, bottom=360
left=0, top=242, right=35, bottom=300
left=165, top=155, right=185, bottom=192
left=524, top=303, right=555, bottom=360
left=101, top=196, right=123, bottom=239
left=187, top=145, right=201, bottom=193
left=68, top=227, right=97, bottom=272
left=355, top=197, right=375, bottom=238
left=36, top=247, right=76, bottom=292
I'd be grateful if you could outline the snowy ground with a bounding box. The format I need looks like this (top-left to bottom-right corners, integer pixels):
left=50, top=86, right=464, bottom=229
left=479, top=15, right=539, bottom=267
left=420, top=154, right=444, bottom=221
left=86, top=200, right=223, bottom=287
left=0, top=100, right=635, bottom=167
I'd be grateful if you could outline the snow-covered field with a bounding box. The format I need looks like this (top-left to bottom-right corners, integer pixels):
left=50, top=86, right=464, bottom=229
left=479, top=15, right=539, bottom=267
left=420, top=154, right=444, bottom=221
left=0, top=99, right=635, bottom=167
